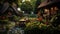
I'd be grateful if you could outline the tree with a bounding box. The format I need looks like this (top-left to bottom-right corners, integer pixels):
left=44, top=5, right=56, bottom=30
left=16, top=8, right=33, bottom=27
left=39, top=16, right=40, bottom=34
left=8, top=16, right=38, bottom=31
left=18, top=0, right=22, bottom=7
left=30, top=0, right=37, bottom=14
left=35, top=0, right=41, bottom=14
left=20, top=1, right=33, bottom=14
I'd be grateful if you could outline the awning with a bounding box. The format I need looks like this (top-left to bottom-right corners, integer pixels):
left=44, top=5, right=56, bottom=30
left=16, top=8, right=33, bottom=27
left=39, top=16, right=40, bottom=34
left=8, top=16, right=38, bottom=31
left=38, top=0, right=60, bottom=8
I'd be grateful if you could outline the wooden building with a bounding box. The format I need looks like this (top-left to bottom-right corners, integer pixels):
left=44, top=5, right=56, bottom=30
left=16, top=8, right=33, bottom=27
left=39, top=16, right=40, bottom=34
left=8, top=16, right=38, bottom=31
left=0, top=2, right=21, bottom=33
left=0, top=2, right=20, bottom=16
left=37, top=0, right=60, bottom=26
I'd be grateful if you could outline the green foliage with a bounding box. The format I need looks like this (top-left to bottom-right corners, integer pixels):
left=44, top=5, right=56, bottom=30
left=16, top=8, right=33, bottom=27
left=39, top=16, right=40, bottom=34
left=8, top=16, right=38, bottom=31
left=20, top=1, right=33, bottom=12
left=41, top=0, right=45, bottom=2
left=24, top=21, right=60, bottom=34
left=18, top=0, right=22, bottom=6
left=24, top=21, right=53, bottom=34
left=30, top=0, right=36, bottom=10
left=25, top=21, right=49, bottom=30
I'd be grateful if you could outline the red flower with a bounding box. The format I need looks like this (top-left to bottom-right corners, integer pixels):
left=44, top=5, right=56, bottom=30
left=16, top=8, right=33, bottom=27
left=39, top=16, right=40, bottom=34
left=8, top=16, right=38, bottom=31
left=38, top=17, right=43, bottom=21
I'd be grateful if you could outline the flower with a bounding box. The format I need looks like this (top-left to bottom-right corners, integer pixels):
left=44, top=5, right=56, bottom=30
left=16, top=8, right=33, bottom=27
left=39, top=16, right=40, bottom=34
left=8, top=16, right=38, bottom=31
left=37, top=17, right=43, bottom=21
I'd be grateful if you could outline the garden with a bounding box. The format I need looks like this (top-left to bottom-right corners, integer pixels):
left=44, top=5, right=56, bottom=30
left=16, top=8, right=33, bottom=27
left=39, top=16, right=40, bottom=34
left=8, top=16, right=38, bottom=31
left=0, top=0, right=60, bottom=34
